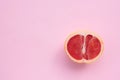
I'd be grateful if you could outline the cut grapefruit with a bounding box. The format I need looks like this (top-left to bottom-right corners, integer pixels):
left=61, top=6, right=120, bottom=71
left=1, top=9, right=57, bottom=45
left=64, top=31, right=104, bottom=63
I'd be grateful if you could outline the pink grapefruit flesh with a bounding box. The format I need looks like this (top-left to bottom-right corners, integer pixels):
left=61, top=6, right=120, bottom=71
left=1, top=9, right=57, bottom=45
left=67, top=34, right=84, bottom=60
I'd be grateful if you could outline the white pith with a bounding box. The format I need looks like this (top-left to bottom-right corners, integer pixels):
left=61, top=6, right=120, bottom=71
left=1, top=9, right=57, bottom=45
left=82, top=35, right=86, bottom=54
left=64, top=31, right=104, bottom=64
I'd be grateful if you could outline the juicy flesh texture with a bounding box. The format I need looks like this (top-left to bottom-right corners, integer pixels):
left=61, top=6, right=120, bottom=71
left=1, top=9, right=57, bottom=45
left=67, top=34, right=101, bottom=60
left=67, top=35, right=84, bottom=60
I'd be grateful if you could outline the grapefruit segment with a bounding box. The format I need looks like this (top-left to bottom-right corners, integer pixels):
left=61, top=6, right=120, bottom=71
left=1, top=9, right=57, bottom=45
left=67, top=34, right=84, bottom=60
left=85, top=36, right=101, bottom=60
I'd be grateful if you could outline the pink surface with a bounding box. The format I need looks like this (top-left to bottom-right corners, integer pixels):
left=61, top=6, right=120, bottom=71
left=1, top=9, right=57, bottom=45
left=0, top=0, right=120, bottom=80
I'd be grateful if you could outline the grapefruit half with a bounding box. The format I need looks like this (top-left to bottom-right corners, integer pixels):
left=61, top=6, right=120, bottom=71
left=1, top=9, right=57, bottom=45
left=64, top=31, right=104, bottom=63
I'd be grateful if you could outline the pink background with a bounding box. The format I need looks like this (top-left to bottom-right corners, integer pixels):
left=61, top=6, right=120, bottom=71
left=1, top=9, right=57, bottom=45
left=0, top=0, right=120, bottom=80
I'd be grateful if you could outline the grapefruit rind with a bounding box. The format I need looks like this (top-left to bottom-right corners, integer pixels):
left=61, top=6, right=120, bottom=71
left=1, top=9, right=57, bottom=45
left=64, top=31, right=104, bottom=64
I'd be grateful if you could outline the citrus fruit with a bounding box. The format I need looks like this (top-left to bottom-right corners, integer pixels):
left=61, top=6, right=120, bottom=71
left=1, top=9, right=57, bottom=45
left=64, top=31, right=104, bottom=63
